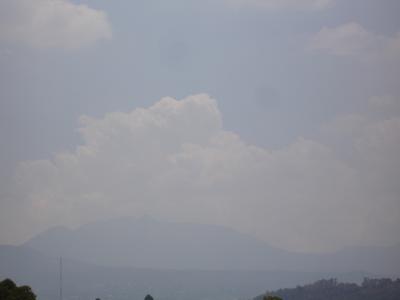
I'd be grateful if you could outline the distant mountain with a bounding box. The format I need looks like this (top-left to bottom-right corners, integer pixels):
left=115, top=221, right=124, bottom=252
left=0, top=245, right=370, bottom=300
left=23, top=216, right=302, bottom=271
left=254, top=278, right=400, bottom=300
left=24, top=217, right=400, bottom=275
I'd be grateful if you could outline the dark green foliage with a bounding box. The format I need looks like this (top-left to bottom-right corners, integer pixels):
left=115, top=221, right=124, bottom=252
left=0, top=278, right=36, bottom=300
left=256, top=278, right=400, bottom=300
left=263, top=296, right=283, bottom=300
left=144, top=294, right=154, bottom=300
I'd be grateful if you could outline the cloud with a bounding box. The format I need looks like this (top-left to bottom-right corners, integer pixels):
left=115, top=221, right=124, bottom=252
left=2, top=94, right=399, bottom=253
left=321, top=95, right=400, bottom=240
left=0, top=0, right=111, bottom=49
left=227, top=0, right=333, bottom=11
left=368, top=95, right=400, bottom=116
left=308, top=22, right=400, bottom=60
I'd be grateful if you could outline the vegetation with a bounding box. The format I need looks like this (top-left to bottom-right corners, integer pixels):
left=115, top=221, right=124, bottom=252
left=256, top=278, right=400, bottom=300
left=263, top=296, right=283, bottom=300
left=0, top=278, right=36, bottom=300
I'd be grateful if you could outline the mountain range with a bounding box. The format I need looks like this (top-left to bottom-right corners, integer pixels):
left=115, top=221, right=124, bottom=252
left=1, top=216, right=399, bottom=300
left=23, top=216, right=400, bottom=275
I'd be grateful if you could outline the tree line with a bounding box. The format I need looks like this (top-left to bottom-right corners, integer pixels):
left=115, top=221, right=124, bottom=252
left=256, top=278, right=400, bottom=300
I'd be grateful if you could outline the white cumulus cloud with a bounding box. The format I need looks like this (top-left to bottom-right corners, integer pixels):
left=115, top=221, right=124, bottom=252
left=0, top=0, right=112, bottom=49
left=2, top=94, right=400, bottom=253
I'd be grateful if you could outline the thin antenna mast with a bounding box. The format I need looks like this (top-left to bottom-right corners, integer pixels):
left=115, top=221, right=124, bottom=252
left=59, top=256, right=63, bottom=300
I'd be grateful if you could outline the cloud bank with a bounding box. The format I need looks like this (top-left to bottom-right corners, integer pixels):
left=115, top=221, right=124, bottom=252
left=0, top=0, right=111, bottom=49
left=2, top=94, right=399, bottom=253
left=309, top=22, right=400, bottom=61
left=228, top=0, right=333, bottom=11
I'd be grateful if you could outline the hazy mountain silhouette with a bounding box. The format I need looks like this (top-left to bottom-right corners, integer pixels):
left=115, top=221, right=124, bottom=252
left=23, top=217, right=400, bottom=275
left=24, top=216, right=301, bottom=270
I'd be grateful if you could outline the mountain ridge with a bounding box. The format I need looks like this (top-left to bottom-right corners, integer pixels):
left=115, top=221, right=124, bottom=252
left=23, top=216, right=400, bottom=275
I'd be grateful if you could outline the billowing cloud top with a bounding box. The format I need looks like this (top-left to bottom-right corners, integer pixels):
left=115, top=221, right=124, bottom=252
left=0, top=0, right=112, bottom=49
left=3, top=94, right=399, bottom=253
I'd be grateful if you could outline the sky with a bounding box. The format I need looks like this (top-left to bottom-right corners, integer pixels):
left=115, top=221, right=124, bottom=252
left=0, top=0, right=399, bottom=253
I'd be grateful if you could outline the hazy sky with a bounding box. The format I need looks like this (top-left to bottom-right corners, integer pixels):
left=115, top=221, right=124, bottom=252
left=0, top=0, right=399, bottom=253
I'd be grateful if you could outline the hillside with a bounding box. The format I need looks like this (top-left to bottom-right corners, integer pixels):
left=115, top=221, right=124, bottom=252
left=255, top=278, right=400, bottom=300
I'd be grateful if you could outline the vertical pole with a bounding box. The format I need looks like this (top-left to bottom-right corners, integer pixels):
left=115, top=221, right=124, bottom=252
left=60, top=256, right=63, bottom=300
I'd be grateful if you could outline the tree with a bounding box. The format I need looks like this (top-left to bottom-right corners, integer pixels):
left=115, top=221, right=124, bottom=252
left=263, top=296, right=283, bottom=300
left=144, top=294, right=154, bottom=300
left=0, top=278, right=36, bottom=300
